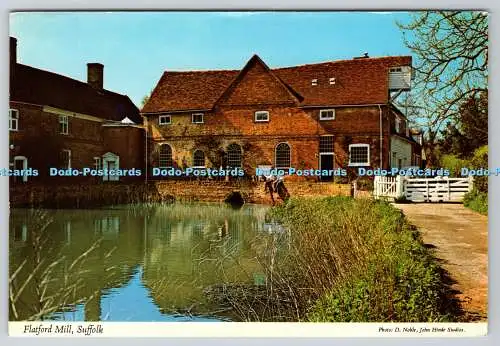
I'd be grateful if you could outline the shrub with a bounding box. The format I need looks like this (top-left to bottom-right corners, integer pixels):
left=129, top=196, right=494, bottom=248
left=440, top=154, right=467, bottom=177
left=463, top=189, right=488, bottom=215
left=469, top=146, right=488, bottom=193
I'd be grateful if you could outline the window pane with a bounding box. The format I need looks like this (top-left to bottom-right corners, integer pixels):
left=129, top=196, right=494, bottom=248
left=193, top=150, right=205, bottom=167
left=275, top=143, right=291, bottom=168
left=159, top=144, right=172, bottom=167
left=159, top=115, right=171, bottom=124
left=350, top=146, right=368, bottom=164
left=256, top=112, right=269, bottom=121
left=319, top=136, right=334, bottom=153
left=227, top=143, right=242, bottom=168
left=192, top=114, right=203, bottom=123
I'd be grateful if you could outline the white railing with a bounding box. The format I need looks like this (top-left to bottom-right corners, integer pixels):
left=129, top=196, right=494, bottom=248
left=373, top=175, right=474, bottom=202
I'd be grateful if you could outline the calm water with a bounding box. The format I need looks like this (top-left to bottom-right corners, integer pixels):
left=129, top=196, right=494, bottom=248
left=9, top=203, right=287, bottom=322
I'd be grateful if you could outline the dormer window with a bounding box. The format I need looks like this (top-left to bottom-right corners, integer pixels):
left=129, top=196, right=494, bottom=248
left=319, top=109, right=335, bottom=121
left=311, top=79, right=318, bottom=86
left=192, top=113, right=204, bottom=124
left=255, top=111, right=269, bottom=122
left=159, top=114, right=171, bottom=125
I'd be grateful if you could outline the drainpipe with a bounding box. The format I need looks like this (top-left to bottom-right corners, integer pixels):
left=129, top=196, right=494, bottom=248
left=378, top=105, right=383, bottom=168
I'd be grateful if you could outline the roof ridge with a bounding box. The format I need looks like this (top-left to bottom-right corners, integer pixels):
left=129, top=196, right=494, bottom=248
left=17, top=63, right=131, bottom=99
left=159, top=55, right=412, bottom=74
left=273, top=55, right=412, bottom=70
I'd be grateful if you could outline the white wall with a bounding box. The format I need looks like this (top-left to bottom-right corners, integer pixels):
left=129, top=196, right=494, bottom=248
left=390, top=136, right=412, bottom=168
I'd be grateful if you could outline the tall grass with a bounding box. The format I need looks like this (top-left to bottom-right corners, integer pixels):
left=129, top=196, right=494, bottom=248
left=218, top=197, right=455, bottom=322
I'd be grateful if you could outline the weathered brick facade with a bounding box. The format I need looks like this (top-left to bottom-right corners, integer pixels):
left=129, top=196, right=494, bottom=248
left=143, top=54, right=422, bottom=181
left=9, top=37, right=143, bottom=184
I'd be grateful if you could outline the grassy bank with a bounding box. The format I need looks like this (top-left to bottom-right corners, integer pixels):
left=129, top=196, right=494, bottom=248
left=236, top=196, right=456, bottom=322
left=463, top=189, right=488, bottom=215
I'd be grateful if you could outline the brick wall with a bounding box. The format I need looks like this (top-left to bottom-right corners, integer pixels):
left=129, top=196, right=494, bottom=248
left=147, top=105, right=393, bottom=176
left=9, top=101, right=145, bottom=183
left=10, top=180, right=352, bottom=208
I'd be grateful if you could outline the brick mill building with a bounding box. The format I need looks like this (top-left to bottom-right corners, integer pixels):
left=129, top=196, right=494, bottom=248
left=142, top=54, right=421, bottom=181
left=9, top=37, right=144, bottom=183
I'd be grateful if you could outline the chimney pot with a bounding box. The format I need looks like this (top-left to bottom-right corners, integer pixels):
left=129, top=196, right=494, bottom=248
left=87, top=63, right=104, bottom=89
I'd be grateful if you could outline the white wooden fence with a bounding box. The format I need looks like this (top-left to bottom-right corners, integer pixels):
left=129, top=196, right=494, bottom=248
left=373, top=175, right=474, bottom=202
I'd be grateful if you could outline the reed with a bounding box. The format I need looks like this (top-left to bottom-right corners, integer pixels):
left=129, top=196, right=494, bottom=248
left=211, top=197, right=458, bottom=322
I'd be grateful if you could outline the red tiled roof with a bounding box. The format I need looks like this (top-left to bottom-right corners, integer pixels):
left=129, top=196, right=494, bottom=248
left=10, top=63, right=141, bottom=124
left=142, top=55, right=411, bottom=113
left=143, top=70, right=239, bottom=113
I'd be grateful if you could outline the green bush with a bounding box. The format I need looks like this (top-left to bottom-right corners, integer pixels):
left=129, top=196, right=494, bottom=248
left=469, top=146, right=488, bottom=193
left=463, top=189, right=488, bottom=215
left=266, top=197, right=452, bottom=322
left=440, top=154, right=468, bottom=177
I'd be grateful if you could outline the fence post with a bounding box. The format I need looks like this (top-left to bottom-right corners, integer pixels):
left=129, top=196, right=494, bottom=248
left=468, top=175, right=474, bottom=192
left=396, top=174, right=403, bottom=198
left=448, top=178, right=450, bottom=201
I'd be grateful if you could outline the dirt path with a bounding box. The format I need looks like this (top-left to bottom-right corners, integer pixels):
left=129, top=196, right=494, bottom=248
left=394, top=203, right=488, bottom=321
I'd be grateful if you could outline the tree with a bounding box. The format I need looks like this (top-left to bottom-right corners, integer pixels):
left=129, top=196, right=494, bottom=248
left=460, top=91, right=488, bottom=148
left=396, top=11, right=488, bottom=166
left=438, top=92, right=488, bottom=158
left=141, top=89, right=154, bottom=108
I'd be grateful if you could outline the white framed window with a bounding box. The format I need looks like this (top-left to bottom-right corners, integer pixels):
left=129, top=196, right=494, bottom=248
left=159, top=114, right=171, bottom=125
left=311, top=79, right=318, bottom=86
left=319, top=135, right=334, bottom=154
left=94, top=157, right=102, bottom=170
left=319, top=109, right=335, bottom=121
left=59, top=115, right=69, bottom=134
left=254, top=111, right=269, bottom=122
left=61, top=149, right=71, bottom=169
left=329, top=77, right=336, bottom=85
left=9, top=109, right=19, bottom=131
left=192, top=113, right=204, bottom=124
left=348, top=144, right=370, bottom=167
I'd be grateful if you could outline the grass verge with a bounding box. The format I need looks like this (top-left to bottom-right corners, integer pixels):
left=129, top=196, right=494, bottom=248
left=258, top=196, right=458, bottom=322
left=463, top=189, right=488, bottom=215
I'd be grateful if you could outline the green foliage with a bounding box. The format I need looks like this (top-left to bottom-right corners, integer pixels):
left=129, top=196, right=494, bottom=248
left=470, top=145, right=488, bottom=193
left=269, top=197, right=451, bottom=322
left=463, top=189, right=488, bottom=215
left=440, top=154, right=468, bottom=177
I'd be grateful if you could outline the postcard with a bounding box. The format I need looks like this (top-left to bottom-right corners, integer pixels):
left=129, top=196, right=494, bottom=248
left=7, top=11, right=488, bottom=337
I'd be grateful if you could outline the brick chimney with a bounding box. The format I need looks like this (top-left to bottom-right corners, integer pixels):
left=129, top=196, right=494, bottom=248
left=10, top=37, right=17, bottom=79
left=87, top=63, right=104, bottom=89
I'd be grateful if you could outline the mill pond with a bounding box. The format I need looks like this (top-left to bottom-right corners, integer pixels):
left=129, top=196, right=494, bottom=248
left=9, top=202, right=290, bottom=322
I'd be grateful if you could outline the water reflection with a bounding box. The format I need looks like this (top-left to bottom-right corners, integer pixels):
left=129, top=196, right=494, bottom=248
left=9, top=203, right=280, bottom=322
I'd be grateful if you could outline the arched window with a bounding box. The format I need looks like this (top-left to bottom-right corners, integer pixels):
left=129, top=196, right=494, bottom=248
left=227, top=143, right=242, bottom=168
left=275, top=143, right=291, bottom=169
left=158, top=144, right=172, bottom=167
left=193, top=150, right=205, bottom=167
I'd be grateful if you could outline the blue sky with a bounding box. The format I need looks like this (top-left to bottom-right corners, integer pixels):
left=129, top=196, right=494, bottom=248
left=10, top=11, right=414, bottom=107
